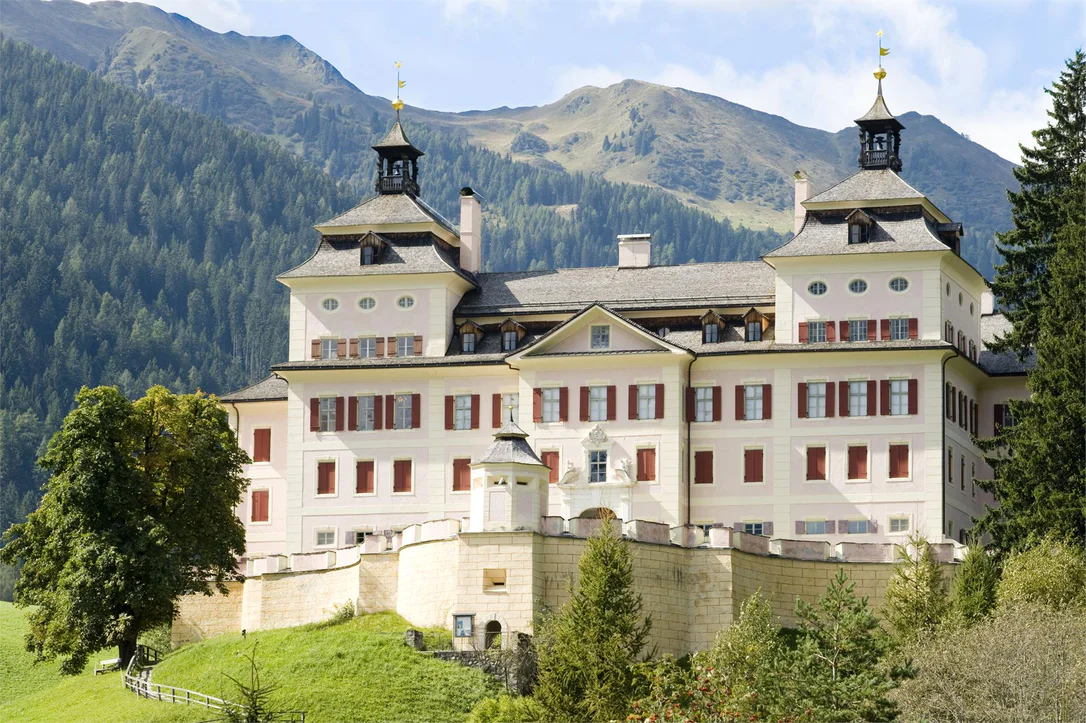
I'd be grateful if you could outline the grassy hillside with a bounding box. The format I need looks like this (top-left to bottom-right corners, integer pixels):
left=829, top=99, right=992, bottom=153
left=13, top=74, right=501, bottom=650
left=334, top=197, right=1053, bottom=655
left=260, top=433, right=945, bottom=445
left=0, top=602, right=494, bottom=723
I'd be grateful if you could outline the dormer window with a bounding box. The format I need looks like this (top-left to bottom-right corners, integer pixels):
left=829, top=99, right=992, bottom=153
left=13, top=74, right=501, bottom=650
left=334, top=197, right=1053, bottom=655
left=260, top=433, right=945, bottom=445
left=359, top=232, right=387, bottom=265
left=743, top=308, right=767, bottom=343
left=701, top=311, right=723, bottom=344
left=499, top=318, right=526, bottom=353
left=362, top=246, right=375, bottom=265
left=503, top=330, right=517, bottom=352
left=746, top=321, right=762, bottom=341
left=846, top=210, right=874, bottom=244
left=461, top=332, right=476, bottom=353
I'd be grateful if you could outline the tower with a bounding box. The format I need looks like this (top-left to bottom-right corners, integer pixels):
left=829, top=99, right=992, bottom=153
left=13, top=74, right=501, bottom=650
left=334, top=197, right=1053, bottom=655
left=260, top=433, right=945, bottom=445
left=855, top=31, right=904, bottom=171
left=468, top=418, right=550, bottom=533
left=373, top=122, right=424, bottom=197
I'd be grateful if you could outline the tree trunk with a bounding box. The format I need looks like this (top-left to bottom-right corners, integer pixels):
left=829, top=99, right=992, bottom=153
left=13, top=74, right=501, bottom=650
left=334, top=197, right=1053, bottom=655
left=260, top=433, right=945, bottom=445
left=118, top=631, right=139, bottom=669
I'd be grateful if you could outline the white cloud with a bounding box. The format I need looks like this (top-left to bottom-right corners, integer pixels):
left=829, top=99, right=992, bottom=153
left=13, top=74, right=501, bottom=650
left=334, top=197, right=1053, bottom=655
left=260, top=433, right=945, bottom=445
left=551, top=64, right=627, bottom=96
left=440, top=0, right=511, bottom=21
left=73, top=0, right=253, bottom=34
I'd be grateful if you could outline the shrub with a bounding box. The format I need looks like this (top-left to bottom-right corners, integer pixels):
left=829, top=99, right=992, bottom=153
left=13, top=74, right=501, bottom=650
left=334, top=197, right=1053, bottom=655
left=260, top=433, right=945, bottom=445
left=465, top=695, right=548, bottom=723
left=137, top=623, right=174, bottom=655
left=948, top=543, right=999, bottom=625
left=883, top=534, right=949, bottom=643
left=996, top=536, right=1086, bottom=611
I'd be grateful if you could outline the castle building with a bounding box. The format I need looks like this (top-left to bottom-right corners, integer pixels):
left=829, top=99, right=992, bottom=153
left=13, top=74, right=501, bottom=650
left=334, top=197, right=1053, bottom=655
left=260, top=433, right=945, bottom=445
left=222, top=84, right=1029, bottom=560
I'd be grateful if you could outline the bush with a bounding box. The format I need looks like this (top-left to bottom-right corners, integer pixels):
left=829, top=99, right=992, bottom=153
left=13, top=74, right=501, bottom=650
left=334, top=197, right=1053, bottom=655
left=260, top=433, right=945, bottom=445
left=948, top=543, right=999, bottom=625
left=137, top=623, right=173, bottom=654
left=466, top=695, right=548, bottom=723
left=996, top=536, right=1086, bottom=611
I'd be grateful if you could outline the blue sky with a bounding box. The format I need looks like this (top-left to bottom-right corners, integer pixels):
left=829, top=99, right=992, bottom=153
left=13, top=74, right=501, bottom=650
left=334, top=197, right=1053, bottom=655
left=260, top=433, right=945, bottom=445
left=111, top=0, right=1082, bottom=162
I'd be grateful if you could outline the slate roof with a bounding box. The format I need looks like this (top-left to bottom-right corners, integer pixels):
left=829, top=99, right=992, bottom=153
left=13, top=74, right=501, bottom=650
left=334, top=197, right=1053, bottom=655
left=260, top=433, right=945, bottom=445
left=855, top=89, right=903, bottom=129
left=978, top=313, right=1035, bottom=375
left=272, top=355, right=508, bottom=371
left=317, top=193, right=456, bottom=234
left=764, top=208, right=950, bottom=259
left=474, top=420, right=547, bottom=467
left=373, top=121, right=422, bottom=153
left=219, top=375, right=287, bottom=402
left=457, top=261, right=775, bottom=316
left=278, top=235, right=474, bottom=282
left=803, top=169, right=924, bottom=205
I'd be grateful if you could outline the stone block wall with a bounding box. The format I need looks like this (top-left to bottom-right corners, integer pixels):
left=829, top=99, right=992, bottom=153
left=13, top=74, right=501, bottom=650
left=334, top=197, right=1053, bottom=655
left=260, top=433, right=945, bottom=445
left=396, top=537, right=459, bottom=628
left=172, top=581, right=243, bottom=647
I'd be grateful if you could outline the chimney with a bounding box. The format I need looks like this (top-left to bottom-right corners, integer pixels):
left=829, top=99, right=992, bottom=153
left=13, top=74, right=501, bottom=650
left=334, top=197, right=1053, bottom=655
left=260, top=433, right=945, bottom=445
left=617, top=233, right=651, bottom=269
left=459, top=187, right=482, bottom=273
left=981, top=289, right=994, bottom=315
left=794, top=171, right=811, bottom=236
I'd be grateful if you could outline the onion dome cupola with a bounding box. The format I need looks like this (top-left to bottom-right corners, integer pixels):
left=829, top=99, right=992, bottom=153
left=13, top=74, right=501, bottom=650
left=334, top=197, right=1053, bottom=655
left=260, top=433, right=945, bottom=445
left=855, top=31, right=904, bottom=172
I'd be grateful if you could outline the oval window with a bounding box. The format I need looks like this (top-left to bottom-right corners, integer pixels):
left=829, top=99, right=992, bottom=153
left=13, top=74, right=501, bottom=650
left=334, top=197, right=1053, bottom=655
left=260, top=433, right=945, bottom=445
left=946, top=282, right=951, bottom=297
left=970, top=302, right=975, bottom=316
left=657, top=327, right=670, bottom=338
left=959, top=292, right=964, bottom=306
left=808, top=281, right=827, bottom=296
left=321, top=298, right=339, bottom=312
left=358, top=297, right=376, bottom=311
left=397, top=295, right=415, bottom=309
left=848, top=279, right=868, bottom=294
left=889, top=277, right=909, bottom=293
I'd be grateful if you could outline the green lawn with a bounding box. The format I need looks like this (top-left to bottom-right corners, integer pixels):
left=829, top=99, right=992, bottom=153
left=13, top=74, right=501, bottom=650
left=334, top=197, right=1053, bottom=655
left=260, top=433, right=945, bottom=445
left=0, top=602, right=496, bottom=723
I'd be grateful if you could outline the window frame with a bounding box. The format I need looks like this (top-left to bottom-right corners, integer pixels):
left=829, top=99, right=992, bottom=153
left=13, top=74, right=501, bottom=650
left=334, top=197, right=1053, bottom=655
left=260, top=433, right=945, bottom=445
left=392, top=458, right=414, bottom=495
left=806, top=381, right=827, bottom=419
left=461, top=332, right=476, bottom=353
left=846, top=519, right=870, bottom=535
left=252, top=427, right=272, bottom=464
left=354, top=458, right=376, bottom=496
left=588, top=449, right=608, bottom=483
left=321, top=297, right=340, bottom=312
left=453, top=394, right=473, bottom=431
left=320, top=338, right=339, bottom=360
left=889, top=277, right=909, bottom=293
left=847, top=278, right=869, bottom=295
left=357, top=395, right=376, bottom=431
left=746, top=321, right=762, bottom=341
left=588, top=385, right=608, bottom=422
left=396, top=335, right=413, bottom=357
left=694, top=386, right=714, bottom=423
left=742, top=446, right=765, bottom=485
left=362, top=245, right=375, bottom=266
left=742, top=521, right=765, bottom=536
left=808, top=320, right=827, bottom=343
left=315, top=528, right=337, bottom=548
left=358, top=336, right=377, bottom=358
left=805, top=443, right=828, bottom=482
left=451, top=457, right=472, bottom=494
left=803, top=519, right=827, bottom=535
left=318, top=396, right=337, bottom=432
left=541, top=388, right=561, bottom=424
left=807, top=280, right=827, bottom=296
left=358, top=296, right=377, bottom=311
left=848, top=319, right=868, bottom=342
left=637, top=384, right=657, bottom=421
left=703, top=322, right=719, bottom=343
left=848, top=380, right=868, bottom=417
left=889, top=378, right=910, bottom=416
left=394, top=394, right=413, bottom=430
left=744, top=384, right=764, bottom=421
left=889, top=317, right=910, bottom=341
left=396, top=295, right=415, bottom=310
left=249, top=487, right=271, bottom=525
left=847, top=444, right=870, bottom=483
left=590, top=324, right=611, bottom=350
left=888, top=516, right=911, bottom=535
left=502, top=330, right=518, bottom=352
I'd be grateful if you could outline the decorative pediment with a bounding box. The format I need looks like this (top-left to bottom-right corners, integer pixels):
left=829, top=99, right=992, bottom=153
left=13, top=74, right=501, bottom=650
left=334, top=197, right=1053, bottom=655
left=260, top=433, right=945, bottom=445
left=845, top=208, right=875, bottom=226
left=506, top=304, right=690, bottom=361
left=457, top=320, right=484, bottom=341
left=584, top=424, right=609, bottom=447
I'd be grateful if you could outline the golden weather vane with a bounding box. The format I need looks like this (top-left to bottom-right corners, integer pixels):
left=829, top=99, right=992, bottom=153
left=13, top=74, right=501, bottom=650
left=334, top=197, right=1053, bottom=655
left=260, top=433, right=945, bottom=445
left=874, top=30, right=890, bottom=81
left=392, top=61, right=406, bottom=115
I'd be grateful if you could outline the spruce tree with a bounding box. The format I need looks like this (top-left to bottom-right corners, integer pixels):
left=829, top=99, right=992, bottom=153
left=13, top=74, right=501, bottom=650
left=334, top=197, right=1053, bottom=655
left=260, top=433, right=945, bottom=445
left=949, top=543, right=1000, bottom=625
left=883, top=534, right=949, bottom=643
left=989, top=50, right=1085, bottom=355
left=534, top=521, right=651, bottom=722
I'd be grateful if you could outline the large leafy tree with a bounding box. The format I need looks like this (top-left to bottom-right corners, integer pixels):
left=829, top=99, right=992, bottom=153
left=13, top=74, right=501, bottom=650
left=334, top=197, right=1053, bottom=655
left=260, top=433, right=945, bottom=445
left=0, top=385, right=248, bottom=672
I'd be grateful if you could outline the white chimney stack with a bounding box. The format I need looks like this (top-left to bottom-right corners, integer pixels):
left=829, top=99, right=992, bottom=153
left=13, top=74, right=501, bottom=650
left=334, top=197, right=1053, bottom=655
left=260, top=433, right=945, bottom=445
left=794, top=170, right=811, bottom=236
left=459, top=187, right=482, bottom=274
left=981, top=289, right=994, bottom=315
left=617, top=233, right=651, bottom=269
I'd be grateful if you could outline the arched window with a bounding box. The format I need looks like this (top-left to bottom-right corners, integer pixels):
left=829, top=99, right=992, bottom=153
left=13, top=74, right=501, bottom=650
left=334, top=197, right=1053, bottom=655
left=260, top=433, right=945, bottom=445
left=484, top=620, right=503, bottom=650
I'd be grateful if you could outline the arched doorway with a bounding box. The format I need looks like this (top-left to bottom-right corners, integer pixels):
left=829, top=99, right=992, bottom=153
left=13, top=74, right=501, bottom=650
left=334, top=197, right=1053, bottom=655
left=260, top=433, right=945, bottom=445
left=578, top=507, right=616, bottom=520
left=484, top=620, right=503, bottom=650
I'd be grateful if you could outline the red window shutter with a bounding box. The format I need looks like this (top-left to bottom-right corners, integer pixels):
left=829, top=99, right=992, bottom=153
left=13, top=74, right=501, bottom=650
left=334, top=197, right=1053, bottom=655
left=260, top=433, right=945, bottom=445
left=606, top=385, right=617, bottom=421
left=807, top=446, right=826, bottom=481
left=839, top=321, right=849, bottom=341
left=994, top=404, right=1004, bottom=431
left=867, top=320, right=877, bottom=341
left=880, top=380, right=891, bottom=416
left=579, top=386, right=590, bottom=422
left=251, top=490, right=269, bottom=522
left=826, top=382, right=836, bottom=417
left=735, top=385, right=744, bottom=421
left=386, top=336, right=397, bottom=357
left=655, top=383, right=665, bottom=420
left=356, top=461, right=374, bottom=494
left=889, top=445, right=908, bottom=478
left=867, top=381, right=876, bottom=416
left=908, top=318, right=918, bottom=339
left=317, top=461, right=335, bottom=495
left=337, top=338, right=347, bottom=358
left=311, top=339, right=321, bottom=359
left=411, top=394, right=421, bottom=428
left=839, top=382, right=849, bottom=418
left=762, top=385, right=772, bottom=420
left=347, top=397, right=358, bottom=431
left=253, top=428, right=271, bottom=463
left=492, top=393, right=502, bottom=428
left=445, top=395, right=455, bottom=430
left=533, top=388, right=543, bottom=423
left=908, top=379, right=918, bottom=415
left=376, top=337, right=385, bottom=357
left=393, top=460, right=412, bottom=493
left=848, top=446, right=868, bottom=480
left=471, top=394, right=480, bottom=429
left=452, top=459, right=471, bottom=492
left=413, top=335, right=423, bottom=356
left=796, top=520, right=805, bottom=535
left=541, top=451, right=559, bottom=484
left=629, top=385, right=639, bottom=420
left=385, top=395, right=395, bottom=429
left=880, top=319, right=890, bottom=341
left=797, top=383, right=807, bottom=418
left=826, top=322, right=836, bottom=342
left=559, top=387, right=569, bottom=422
left=373, top=396, right=383, bottom=430
left=349, top=338, right=359, bottom=358
left=335, top=397, right=345, bottom=431
left=694, top=450, right=713, bottom=484
left=686, top=386, right=696, bottom=422
left=798, top=322, right=808, bottom=343
left=951, top=387, right=957, bottom=421
left=744, top=449, right=763, bottom=483
left=637, top=448, right=656, bottom=482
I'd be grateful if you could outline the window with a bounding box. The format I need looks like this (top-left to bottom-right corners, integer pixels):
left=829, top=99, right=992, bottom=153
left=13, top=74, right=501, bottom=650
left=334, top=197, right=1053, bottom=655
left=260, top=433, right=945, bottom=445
left=321, top=338, right=339, bottom=360
left=695, top=387, right=714, bottom=422
left=808, top=321, right=827, bottom=343
left=945, top=320, right=954, bottom=342
left=397, top=295, right=415, bottom=309
left=848, top=381, right=868, bottom=417
left=657, top=327, right=670, bottom=337
left=848, top=279, right=868, bottom=294
left=703, top=322, right=719, bottom=343
left=849, top=319, right=868, bottom=342
left=452, top=458, right=471, bottom=492
left=807, top=382, right=827, bottom=418
left=743, top=522, right=764, bottom=536
left=806, top=446, right=827, bottom=481
left=847, top=445, right=868, bottom=481
left=501, top=392, right=519, bottom=423
left=396, top=336, right=413, bottom=357
left=357, top=395, right=375, bottom=431
left=889, top=443, right=910, bottom=479
left=316, top=529, right=336, bottom=547
left=970, top=302, right=975, bottom=316
left=808, top=280, right=827, bottom=296
left=589, top=450, right=608, bottom=483
left=542, top=388, right=561, bottom=423
left=318, top=397, right=337, bottom=432
left=359, top=297, right=376, bottom=311
left=961, top=457, right=966, bottom=491
left=694, top=450, right=714, bottom=484
left=946, top=282, right=951, bottom=297
left=890, top=379, right=910, bottom=416
left=804, top=520, right=826, bottom=535
left=483, top=569, right=506, bottom=591
left=393, top=459, right=412, bottom=493
left=356, top=460, right=374, bottom=494
left=589, top=386, right=608, bottom=422
left=541, top=451, right=559, bottom=484
left=590, top=325, right=610, bottom=349
left=743, top=448, right=764, bottom=483
left=322, top=298, right=339, bottom=312
left=846, top=520, right=869, bottom=534
left=461, top=332, right=475, bottom=353
left=637, top=384, right=657, bottom=421
left=454, top=395, right=472, bottom=431
left=250, top=489, right=269, bottom=523
left=947, top=447, right=953, bottom=485
left=362, top=246, right=375, bottom=265
left=889, top=277, right=909, bottom=292
left=502, top=330, right=518, bottom=352
left=358, top=337, right=377, bottom=358
left=391, top=394, right=414, bottom=430
left=742, top=321, right=760, bottom=342
left=889, top=318, right=909, bottom=341
left=317, top=461, right=336, bottom=496
left=971, top=464, right=976, bottom=497
left=958, top=292, right=964, bottom=306
left=849, top=223, right=870, bottom=244
left=253, top=428, right=271, bottom=463
left=636, top=447, right=656, bottom=482
left=744, top=384, right=764, bottom=421
left=889, top=516, right=910, bottom=533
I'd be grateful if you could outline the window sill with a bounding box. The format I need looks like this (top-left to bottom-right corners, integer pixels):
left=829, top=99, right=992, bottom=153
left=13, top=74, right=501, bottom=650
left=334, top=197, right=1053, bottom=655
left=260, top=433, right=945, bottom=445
left=743, top=481, right=767, bottom=486
left=805, top=477, right=828, bottom=484
left=483, top=588, right=508, bottom=594
left=314, top=493, right=339, bottom=499
left=251, top=460, right=271, bottom=466
left=887, top=477, right=913, bottom=483
left=353, top=492, right=377, bottom=498
left=248, top=520, right=272, bottom=526
left=845, top=478, right=871, bottom=484
left=450, top=489, right=471, bottom=495
left=391, top=491, right=415, bottom=496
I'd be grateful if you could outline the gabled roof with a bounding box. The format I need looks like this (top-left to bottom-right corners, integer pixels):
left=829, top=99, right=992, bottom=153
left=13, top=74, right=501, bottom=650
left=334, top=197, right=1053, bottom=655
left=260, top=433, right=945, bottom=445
left=804, top=169, right=924, bottom=206
left=219, top=375, right=287, bottom=403
left=473, top=420, right=547, bottom=467
left=316, top=193, right=456, bottom=235
left=764, top=207, right=951, bottom=259
left=278, top=234, right=475, bottom=284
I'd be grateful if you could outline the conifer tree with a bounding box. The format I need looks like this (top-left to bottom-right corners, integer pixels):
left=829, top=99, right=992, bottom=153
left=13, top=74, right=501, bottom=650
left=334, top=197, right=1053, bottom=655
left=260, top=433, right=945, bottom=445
left=948, top=543, right=1000, bottom=625
left=534, top=520, right=651, bottom=722
left=884, top=534, right=949, bottom=643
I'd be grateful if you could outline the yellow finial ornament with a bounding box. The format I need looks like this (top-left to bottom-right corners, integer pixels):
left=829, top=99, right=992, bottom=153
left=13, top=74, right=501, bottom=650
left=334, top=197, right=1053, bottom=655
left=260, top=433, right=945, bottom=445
left=392, top=62, right=405, bottom=114
left=874, top=30, right=890, bottom=81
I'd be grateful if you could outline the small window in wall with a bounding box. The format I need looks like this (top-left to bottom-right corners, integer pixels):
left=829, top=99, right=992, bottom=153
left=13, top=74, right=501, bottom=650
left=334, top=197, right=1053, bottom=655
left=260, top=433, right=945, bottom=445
left=806, top=446, right=827, bottom=481
left=743, top=522, right=764, bottom=536
left=485, top=620, right=503, bottom=650
left=971, top=464, right=976, bottom=497
left=889, top=516, right=911, bottom=534
left=503, top=330, right=517, bottom=351
left=746, top=321, right=762, bottom=341
left=250, top=489, right=269, bottom=523
left=321, top=338, right=339, bottom=360
left=483, top=569, right=507, bottom=590
left=849, top=381, right=869, bottom=417
left=847, top=445, right=868, bottom=481
left=889, top=318, right=910, bottom=341
left=588, top=386, right=608, bottom=422
left=357, top=395, right=376, bottom=431
left=849, top=223, right=870, bottom=244
left=848, top=279, right=868, bottom=294
left=890, top=379, right=910, bottom=415
left=316, top=529, right=336, bottom=547
left=694, top=387, right=714, bottom=422
left=637, top=384, right=657, bottom=421
left=362, top=245, right=375, bottom=265
left=744, top=384, right=764, bottom=421
left=461, top=332, right=476, bottom=353
left=889, top=277, right=909, bottom=292
left=322, top=298, right=339, bottom=312
left=319, top=397, right=337, bottom=432
left=394, top=394, right=413, bottom=429
left=803, top=520, right=826, bottom=535
left=807, top=382, right=827, bottom=418
left=452, top=458, right=471, bottom=491
left=589, top=450, right=608, bottom=483
left=808, top=280, right=827, bottom=296
left=393, top=459, right=413, bottom=493
left=359, top=337, right=377, bottom=358
left=849, top=319, right=868, bottom=342
left=541, top=388, right=561, bottom=423
left=889, top=443, right=910, bottom=479
left=590, top=325, right=610, bottom=349
left=397, top=295, right=415, bottom=309
left=846, top=520, right=870, bottom=534
left=359, top=297, right=376, bottom=311
left=396, top=336, right=414, bottom=357
left=454, top=394, right=473, bottom=431
left=743, top=448, right=764, bottom=483
left=636, top=447, right=656, bottom=482
left=808, top=321, right=827, bottom=343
